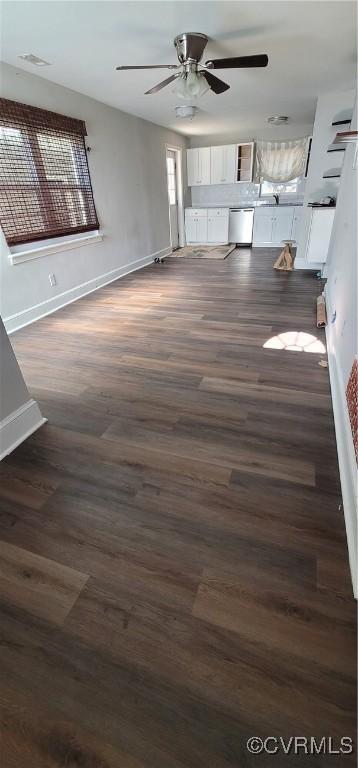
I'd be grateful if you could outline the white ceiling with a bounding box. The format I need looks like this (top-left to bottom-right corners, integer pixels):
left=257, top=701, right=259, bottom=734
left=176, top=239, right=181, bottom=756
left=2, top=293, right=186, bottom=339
left=1, top=1, right=357, bottom=139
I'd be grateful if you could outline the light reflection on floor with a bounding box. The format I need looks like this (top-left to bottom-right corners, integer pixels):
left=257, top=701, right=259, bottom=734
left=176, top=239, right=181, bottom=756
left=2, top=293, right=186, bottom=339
left=263, top=331, right=326, bottom=354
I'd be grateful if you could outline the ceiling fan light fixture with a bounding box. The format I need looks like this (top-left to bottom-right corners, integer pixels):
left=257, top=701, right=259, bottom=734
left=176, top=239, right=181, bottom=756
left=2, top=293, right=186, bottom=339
left=268, top=115, right=289, bottom=126
left=175, top=105, right=197, bottom=120
left=173, top=72, right=210, bottom=99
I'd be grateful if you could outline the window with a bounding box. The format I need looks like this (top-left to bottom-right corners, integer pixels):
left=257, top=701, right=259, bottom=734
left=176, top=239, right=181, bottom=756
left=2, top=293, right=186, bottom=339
left=166, top=155, right=176, bottom=206
left=0, top=98, right=99, bottom=246
left=260, top=177, right=302, bottom=197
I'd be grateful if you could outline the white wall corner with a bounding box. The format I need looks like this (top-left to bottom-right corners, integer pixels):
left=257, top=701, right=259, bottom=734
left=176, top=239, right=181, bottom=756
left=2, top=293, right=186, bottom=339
left=325, top=293, right=358, bottom=597
left=0, top=399, right=47, bottom=461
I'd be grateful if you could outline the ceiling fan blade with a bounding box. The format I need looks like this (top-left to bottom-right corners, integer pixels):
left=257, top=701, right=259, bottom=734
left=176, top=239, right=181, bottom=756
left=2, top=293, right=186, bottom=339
left=116, top=64, right=178, bottom=71
left=202, top=70, right=230, bottom=94
left=145, top=73, right=179, bottom=95
left=205, top=54, right=269, bottom=69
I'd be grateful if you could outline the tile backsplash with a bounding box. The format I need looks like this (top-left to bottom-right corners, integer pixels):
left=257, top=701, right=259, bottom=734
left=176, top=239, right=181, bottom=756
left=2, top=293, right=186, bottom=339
left=191, top=179, right=306, bottom=206
left=191, top=183, right=260, bottom=206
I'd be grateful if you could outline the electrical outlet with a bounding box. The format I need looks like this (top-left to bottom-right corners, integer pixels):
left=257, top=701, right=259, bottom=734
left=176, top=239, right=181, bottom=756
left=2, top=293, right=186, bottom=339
left=49, top=273, right=57, bottom=287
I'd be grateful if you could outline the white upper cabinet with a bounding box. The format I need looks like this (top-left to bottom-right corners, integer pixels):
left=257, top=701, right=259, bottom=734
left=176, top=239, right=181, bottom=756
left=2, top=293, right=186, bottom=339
left=210, top=145, right=236, bottom=185
left=187, top=147, right=211, bottom=186
left=187, top=142, right=255, bottom=187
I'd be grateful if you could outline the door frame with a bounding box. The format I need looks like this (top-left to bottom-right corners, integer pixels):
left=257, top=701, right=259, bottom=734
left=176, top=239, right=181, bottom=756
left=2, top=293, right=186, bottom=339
left=165, top=144, right=185, bottom=249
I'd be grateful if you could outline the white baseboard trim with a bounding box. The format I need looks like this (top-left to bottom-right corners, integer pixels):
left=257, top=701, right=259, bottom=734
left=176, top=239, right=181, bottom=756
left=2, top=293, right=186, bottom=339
left=325, top=293, right=357, bottom=597
left=294, top=258, right=324, bottom=271
left=0, top=399, right=47, bottom=461
left=4, top=247, right=171, bottom=334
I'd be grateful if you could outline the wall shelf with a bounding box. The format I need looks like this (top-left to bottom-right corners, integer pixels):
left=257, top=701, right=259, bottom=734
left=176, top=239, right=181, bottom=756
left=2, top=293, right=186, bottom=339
left=331, top=119, right=352, bottom=126
left=323, top=171, right=341, bottom=179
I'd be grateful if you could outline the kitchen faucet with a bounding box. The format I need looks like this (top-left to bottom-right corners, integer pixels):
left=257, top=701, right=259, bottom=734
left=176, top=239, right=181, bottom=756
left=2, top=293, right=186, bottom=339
left=273, top=194, right=279, bottom=205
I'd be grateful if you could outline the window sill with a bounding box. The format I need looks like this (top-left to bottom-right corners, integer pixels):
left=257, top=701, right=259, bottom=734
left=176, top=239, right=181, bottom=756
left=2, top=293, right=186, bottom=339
left=9, top=232, right=103, bottom=265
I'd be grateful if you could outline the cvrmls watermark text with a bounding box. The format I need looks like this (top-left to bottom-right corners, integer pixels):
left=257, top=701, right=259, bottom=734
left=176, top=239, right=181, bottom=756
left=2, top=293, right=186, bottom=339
left=246, top=736, right=354, bottom=756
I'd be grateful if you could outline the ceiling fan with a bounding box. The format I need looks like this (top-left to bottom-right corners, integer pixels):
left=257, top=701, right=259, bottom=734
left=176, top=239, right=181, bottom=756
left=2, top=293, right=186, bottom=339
left=116, top=32, right=268, bottom=97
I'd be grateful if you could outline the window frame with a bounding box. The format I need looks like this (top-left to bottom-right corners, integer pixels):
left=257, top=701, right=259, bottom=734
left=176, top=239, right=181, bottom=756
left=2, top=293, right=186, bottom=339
left=0, top=98, right=99, bottom=248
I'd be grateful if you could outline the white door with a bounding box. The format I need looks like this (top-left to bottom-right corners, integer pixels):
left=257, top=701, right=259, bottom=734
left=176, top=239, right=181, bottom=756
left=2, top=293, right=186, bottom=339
left=253, top=210, right=274, bottom=244
left=207, top=215, right=229, bottom=243
left=166, top=150, right=179, bottom=249
left=272, top=208, right=294, bottom=244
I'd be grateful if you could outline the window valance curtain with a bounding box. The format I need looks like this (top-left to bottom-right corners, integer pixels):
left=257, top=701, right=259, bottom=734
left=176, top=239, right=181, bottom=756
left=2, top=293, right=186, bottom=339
left=255, top=137, right=309, bottom=183
left=0, top=98, right=87, bottom=136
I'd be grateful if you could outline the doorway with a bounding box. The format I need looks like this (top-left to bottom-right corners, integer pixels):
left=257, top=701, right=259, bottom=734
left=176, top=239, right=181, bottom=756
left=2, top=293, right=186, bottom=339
left=166, top=147, right=183, bottom=250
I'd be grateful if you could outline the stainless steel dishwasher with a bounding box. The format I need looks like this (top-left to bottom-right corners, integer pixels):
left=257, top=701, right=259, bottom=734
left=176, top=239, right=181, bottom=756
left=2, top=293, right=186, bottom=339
left=229, top=208, right=254, bottom=245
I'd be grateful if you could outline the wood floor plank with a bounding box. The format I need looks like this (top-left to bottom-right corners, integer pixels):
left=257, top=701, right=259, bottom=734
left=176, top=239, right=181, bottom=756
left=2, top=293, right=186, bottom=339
left=2, top=248, right=356, bottom=766
left=0, top=540, right=88, bottom=625
left=192, top=568, right=356, bottom=677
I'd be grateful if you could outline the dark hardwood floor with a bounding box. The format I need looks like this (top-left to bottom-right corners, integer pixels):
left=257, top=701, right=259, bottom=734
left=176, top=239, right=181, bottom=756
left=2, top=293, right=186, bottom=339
left=0, top=248, right=356, bottom=767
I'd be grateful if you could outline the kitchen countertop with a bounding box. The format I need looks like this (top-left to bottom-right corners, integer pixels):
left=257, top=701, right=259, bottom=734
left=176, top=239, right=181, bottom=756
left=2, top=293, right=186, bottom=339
left=186, top=202, right=303, bottom=209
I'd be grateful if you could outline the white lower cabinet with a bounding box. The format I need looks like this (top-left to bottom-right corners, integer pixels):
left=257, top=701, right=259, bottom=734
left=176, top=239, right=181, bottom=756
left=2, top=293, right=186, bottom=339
left=185, top=211, right=207, bottom=243
left=185, top=208, right=229, bottom=245
left=306, top=208, right=335, bottom=264
left=273, top=207, right=295, bottom=244
left=252, top=208, right=273, bottom=245
left=253, top=206, right=301, bottom=246
left=207, top=212, right=229, bottom=243
left=291, top=207, right=302, bottom=244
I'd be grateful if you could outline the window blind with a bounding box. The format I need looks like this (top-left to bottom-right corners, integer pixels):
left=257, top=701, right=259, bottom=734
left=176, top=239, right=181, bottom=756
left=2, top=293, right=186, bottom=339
left=0, top=98, right=99, bottom=246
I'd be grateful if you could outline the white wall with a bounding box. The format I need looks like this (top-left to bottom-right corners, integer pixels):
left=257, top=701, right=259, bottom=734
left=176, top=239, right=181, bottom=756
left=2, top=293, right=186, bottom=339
left=0, top=62, right=189, bottom=332
left=295, top=88, right=355, bottom=269
left=0, top=318, right=45, bottom=459
left=324, top=100, right=357, bottom=594
left=0, top=319, right=29, bottom=420
left=189, top=124, right=314, bottom=147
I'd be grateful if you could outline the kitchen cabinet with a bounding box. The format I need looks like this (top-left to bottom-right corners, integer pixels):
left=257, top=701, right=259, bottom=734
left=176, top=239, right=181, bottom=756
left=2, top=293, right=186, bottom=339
left=187, top=147, right=211, bottom=186
left=306, top=208, right=335, bottom=263
left=252, top=208, right=273, bottom=245
left=253, top=206, right=298, bottom=246
left=185, top=208, right=229, bottom=244
left=237, top=142, right=254, bottom=182
left=210, top=145, right=236, bottom=184
left=273, top=207, right=295, bottom=244
left=207, top=209, right=229, bottom=243
left=185, top=209, right=208, bottom=243
left=291, top=206, right=302, bottom=244
left=187, top=142, right=255, bottom=187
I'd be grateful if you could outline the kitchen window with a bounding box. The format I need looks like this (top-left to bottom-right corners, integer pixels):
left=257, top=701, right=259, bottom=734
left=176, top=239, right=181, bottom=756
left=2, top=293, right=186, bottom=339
left=260, top=177, right=302, bottom=196
left=0, top=98, right=99, bottom=246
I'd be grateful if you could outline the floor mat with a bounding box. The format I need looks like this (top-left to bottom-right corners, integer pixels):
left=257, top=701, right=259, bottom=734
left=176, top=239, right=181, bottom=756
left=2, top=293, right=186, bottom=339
left=167, top=244, right=236, bottom=260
